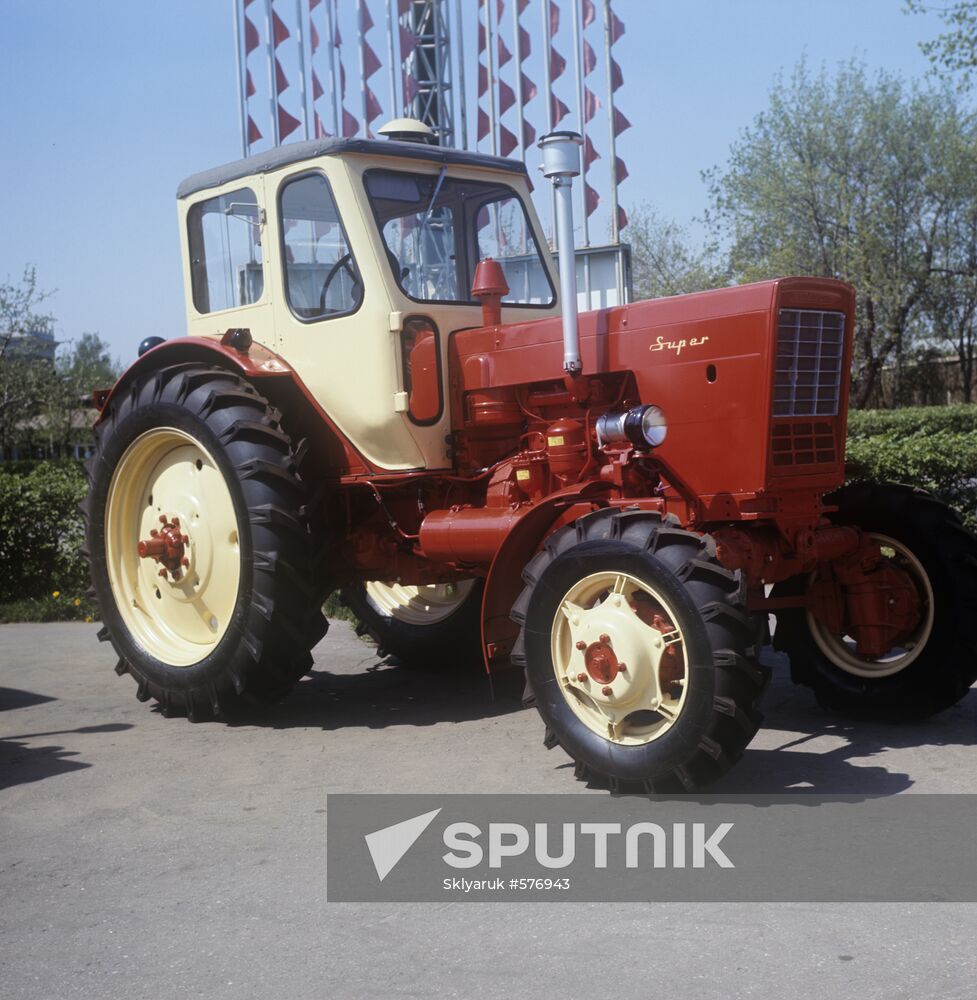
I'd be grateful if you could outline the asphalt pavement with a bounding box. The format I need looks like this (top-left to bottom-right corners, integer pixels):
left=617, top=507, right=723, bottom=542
left=1, top=621, right=975, bottom=999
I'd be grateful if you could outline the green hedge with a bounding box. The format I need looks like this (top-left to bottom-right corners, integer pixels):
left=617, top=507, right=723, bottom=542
left=845, top=407, right=977, bottom=530
left=0, top=461, right=93, bottom=609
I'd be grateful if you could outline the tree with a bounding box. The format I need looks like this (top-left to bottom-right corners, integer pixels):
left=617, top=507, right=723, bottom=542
left=626, top=204, right=727, bottom=300
left=43, top=333, right=119, bottom=456
left=705, top=61, right=977, bottom=407
left=907, top=1, right=977, bottom=88
left=0, top=267, right=56, bottom=456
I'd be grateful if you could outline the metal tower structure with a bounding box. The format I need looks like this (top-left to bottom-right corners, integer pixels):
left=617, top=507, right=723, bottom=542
left=400, top=0, right=454, bottom=146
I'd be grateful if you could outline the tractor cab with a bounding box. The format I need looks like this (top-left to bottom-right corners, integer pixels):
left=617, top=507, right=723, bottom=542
left=176, top=122, right=559, bottom=472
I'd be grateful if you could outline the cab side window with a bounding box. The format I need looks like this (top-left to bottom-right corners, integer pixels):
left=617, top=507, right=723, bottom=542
left=280, top=173, right=362, bottom=320
left=187, top=187, right=263, bottom=314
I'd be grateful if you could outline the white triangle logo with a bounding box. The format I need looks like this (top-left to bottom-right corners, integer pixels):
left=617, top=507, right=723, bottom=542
left=364, top=808, right=442, bottom=882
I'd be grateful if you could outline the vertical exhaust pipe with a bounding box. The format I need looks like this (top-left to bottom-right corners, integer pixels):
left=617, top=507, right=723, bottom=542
left=539, top=131, right=584, bottom=376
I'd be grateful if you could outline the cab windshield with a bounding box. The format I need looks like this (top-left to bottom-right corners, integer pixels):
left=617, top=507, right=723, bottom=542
left=364, top=168, right=555, bottom=307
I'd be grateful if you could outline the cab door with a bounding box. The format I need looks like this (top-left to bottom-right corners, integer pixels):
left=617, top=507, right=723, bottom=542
left=263, top=162, right=426, bottom=472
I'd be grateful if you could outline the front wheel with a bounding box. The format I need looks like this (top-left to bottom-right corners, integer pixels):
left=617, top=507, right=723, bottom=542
left=774, top=483, right=977, bottom=720
left=511, top=509, right=768, bottom=792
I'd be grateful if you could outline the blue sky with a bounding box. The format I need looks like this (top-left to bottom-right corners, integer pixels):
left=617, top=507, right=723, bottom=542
left=0, top=0, right=950, bottom=363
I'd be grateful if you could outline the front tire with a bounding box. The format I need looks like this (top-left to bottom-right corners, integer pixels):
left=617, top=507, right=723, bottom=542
left=774, top=483, right=977, bottom=720
left=511, top=509, right=768, bottom=792
left=83, top=364, right=327, bottom=719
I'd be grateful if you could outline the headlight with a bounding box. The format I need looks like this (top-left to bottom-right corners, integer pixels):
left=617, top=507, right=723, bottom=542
left=596, top=404, right=667, bottom=449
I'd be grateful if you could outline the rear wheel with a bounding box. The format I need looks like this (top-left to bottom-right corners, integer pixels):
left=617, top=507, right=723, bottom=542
left=774, top=483, right=977, bottom=720
left=341, top=579, right=484, bottom=668
left=511, top=509, right=768, bottom=792
left=83, top=364, right=327, bottom=719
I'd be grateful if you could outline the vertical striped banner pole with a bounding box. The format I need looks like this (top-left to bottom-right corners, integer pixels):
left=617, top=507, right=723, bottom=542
left=385, top=0, right=398, bottom=117
left=264, top=0, right=281, bottom=143
left=324, top=0, right=340, bottom=134
left=485, top=0, right=498, bottom=155
left=294, top=0, right=311, bottom=138
left=233, top=0, right=249, bottom=155
left=571, top=0, right=592, bottom=304
left=454, top=0, right=469, bottom=148
left=603, top=0, right=622, bottom=301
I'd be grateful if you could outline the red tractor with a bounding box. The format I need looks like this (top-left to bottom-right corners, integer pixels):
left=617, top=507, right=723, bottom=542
left=83, top=120, right=977, bottom=791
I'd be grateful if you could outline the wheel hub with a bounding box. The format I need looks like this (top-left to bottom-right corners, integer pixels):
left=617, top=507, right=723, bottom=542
left=138, top=515, right=189, bottom=580
left=583, top=638, right=621, bottom=684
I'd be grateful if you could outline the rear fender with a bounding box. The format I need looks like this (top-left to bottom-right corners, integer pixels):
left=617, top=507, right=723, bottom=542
left=94, top=336, right=374, bottom=476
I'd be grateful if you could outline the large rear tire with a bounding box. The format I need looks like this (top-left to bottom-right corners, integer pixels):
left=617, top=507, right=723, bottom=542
left=341, top=579, right=484, bottom=669
left=83, top=364, right=327, bottom=720
left=511, top=509, right=768, bottom=792
left=774, top=483, right=977, bottom=720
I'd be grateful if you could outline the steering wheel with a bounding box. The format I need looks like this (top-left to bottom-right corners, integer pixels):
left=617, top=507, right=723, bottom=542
left=318, top=252, right=360, bottom=314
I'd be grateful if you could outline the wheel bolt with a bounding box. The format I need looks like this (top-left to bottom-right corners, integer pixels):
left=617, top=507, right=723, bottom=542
left=158, top=569, right=167, bottom=578
left=181, top=557, right=189, bottom=567
left=172, top=518, right=180, bottom=528
left=576, top=640, right=587, bottom=650
left=599, top=634, right=610, bottom=644
left=618, top=663, right=627, bottom=673
left=150, top=529, right=159, bottom=538
left=172, top=570, right=182, bottom=581
left=602, top=685, right=613, bottom=696
left=159, top=515, right=167, bottom=524
left=577, top=673, right=588, bottom=682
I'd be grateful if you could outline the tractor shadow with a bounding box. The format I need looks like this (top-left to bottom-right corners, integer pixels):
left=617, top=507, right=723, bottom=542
left=231, top=647, right=524, bottom=731
left=231, top=640, right=975, bottom=797
left=705, top=657, right=976, bottom=795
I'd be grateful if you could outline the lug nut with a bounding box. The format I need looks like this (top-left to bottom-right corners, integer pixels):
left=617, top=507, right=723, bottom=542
left=158, top=569, right=167, bottom=578
left=602, top=685, right=613, bottom=696
left=577, top=673, right=588, bottom=682
left=181, top=557, right=189, bottom=567
left=172, top=570, right=182, bottom=581
left=150, top=529, right=159, bottom=538
left=599, top=634, right=610, bottom=644
left=576, top=640, right=587, bottom=650
left=618, top=663, right=627, bottom=673
left=159, top=515, right=167, bottom=524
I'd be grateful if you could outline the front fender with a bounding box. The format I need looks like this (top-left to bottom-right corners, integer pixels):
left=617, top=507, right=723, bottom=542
left=480, top=480, right=612, bottom=673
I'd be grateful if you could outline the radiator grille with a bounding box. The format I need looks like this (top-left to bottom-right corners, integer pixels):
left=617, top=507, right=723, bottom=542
left=771, top=421, right=837, bottom=467
left=774, top=309, right=845, bottom=417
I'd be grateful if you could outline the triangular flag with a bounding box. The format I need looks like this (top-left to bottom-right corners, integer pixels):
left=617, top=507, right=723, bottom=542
left=500, top=123, right=518, bottom=156
left=582, top=39, right=596, bottom=77
left=498, top=36, right=512, bottom=68
left=366, top=86, right=383, bottom=123
left=610, top=58, right=623, bottom=93
left=550, top=47, right=566, bottom=81
left=245, top=69, right=256, bottom=98
left=363, top=42, right=381, bottom=79
left=612, top=107, right=631, bottom=136
left=275, top=57, right=289, bottom=95
left=611, top=11, right=625, bottom=43
left=617, top=205, right=629, bottom=231
left=551, top=93, right=570, bottom=125
left=272, top=9, right=289, bottom=46
left=520, top=72, right=537, bottom=104
left=244, top=17, right=259, bottom=55
left=499, top=79, right=516, bottom=115
left=583, top=134, right=600, bottom=169
left=312, top=70, right=324, bottom=101
left=522, top=119, right=536, bottom=147
left=399, top=25, right=416, bottom=59
left=247, top=115, right=262, bottom=144
left=615, top=157, right=629, bottom=184
left=477, top=107, right=490, bottom=141
left=278, top=104, right=301, bottom=139
left=582, top=0, right=596, bottom=28
left=342, top=107, right=359, bottom=137
left=585, top=182, right=600, bottom=217
left=584, top=87, right=600, bottom=122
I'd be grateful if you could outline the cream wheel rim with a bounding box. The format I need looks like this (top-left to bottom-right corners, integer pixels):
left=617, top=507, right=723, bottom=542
left=365, top=579, right=476, bottom=626
left=105, top=427, right=242, bottom=667
left=806, top=533, right=935, bottom=679
left=550, top=571, right=689, bottom=746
